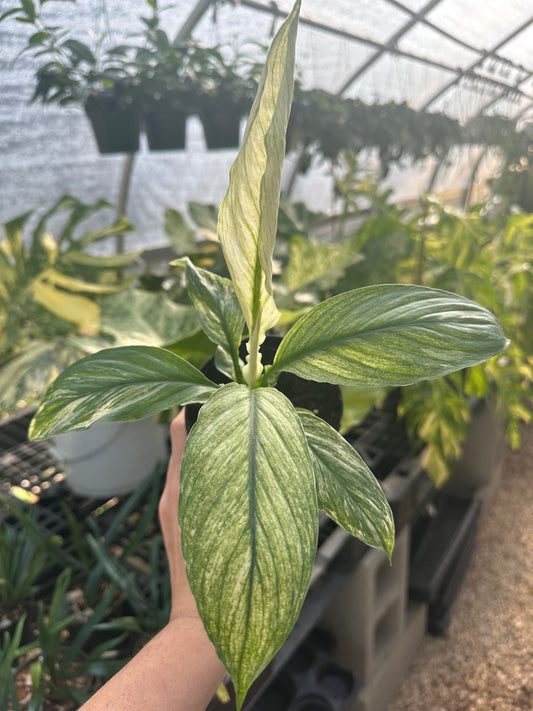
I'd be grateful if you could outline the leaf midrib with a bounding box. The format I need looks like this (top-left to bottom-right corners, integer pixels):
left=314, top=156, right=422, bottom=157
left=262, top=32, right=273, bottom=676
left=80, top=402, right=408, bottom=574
left=240, top=389, right=258, bottom=675
left=272, top=316, right=480, bottom=373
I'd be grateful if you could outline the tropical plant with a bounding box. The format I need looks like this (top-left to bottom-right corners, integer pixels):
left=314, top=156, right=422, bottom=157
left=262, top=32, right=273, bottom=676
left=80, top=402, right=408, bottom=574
left=396, top=197, right=533, bottom=482
left=28, top=3, right=508, bottom=706
left=330, top=165, right=533, bottom=483
left=0, top=0, right=137, bottom=107
left=0, top=195, right=200, bottom=413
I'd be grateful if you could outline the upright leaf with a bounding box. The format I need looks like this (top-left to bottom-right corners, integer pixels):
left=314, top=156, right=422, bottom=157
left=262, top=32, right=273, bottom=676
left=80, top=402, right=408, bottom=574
left=28, top=346, right=218, bottom=440
left=270, top=284, right=509, bottom=386
left=184, top=259, right=244, bottom=380
left=217, top=0, right=300, bottom=349
left=299, top=410, right=394, bottom=559
left=180, top=382, right=317, bottom=708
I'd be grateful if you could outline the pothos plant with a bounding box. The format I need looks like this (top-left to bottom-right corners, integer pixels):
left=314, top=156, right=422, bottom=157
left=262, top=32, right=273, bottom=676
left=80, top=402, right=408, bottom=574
left=29, top=2, right=508, bottom=706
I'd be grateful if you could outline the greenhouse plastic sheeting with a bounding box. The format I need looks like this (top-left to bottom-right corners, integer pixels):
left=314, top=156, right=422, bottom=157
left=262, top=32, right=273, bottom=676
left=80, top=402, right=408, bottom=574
left=1, top=0, right=533, bottom=249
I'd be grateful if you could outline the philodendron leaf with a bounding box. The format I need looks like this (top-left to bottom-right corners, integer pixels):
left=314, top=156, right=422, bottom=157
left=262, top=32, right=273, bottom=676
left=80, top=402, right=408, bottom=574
left=270, top=284, right=509, bottom=386
left=184, top=259, right=245, bottom=381
left=179, top=382, right=317, bottom=709
left=217, top=0, right=300, bottom=350
left=164, top=208, right=196, bottom=255
left=283, top=234, right=363, bottom=293
left=32, top=280, right=100, bottom=336
left=298, top=410, right=394, bottom=559
left=0, top=338, right=90, bottom=413
left=28, top=346, right=218, bottom=440
left=100, top=287, right=199, bottom=347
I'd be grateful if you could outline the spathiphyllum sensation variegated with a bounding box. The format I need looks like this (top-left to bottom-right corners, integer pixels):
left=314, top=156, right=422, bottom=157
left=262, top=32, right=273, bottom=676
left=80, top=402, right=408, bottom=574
left=29, top=1, right=509, bottom=706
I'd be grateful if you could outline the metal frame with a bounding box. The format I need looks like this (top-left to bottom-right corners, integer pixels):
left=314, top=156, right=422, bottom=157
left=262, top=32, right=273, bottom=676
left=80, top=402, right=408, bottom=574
left=112, top=0, right=533, bottom=239
left=236, top=0, right=533, bottom=114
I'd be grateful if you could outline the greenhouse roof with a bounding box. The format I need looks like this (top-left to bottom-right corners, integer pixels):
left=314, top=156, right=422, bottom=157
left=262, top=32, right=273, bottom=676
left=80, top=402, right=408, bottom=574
left=1, top=0, right=533, bottom=248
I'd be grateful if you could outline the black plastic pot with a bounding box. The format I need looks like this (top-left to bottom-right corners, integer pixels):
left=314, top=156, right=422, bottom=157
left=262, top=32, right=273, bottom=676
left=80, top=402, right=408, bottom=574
left=144, top=105, right=187, bottom=151
left=185, top=336, right=343, bottom=431
left=85, top=96, right=140, bottom=154
left=200, top=104, right=242, bottom=149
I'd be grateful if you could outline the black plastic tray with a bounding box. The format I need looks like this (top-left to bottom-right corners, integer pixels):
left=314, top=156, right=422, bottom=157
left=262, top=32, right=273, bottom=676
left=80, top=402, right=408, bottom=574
left=409, top=495, right=481, bottom=603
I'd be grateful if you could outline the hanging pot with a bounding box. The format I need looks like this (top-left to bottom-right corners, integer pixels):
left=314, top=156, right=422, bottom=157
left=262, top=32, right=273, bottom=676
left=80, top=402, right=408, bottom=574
left=199, top=103, right=243, bottom=149
left=185, top=336, right=343, bottom=431
left=144, top=103, right=187, bottom=151
left=49, top=417, right=168, bottom=498
left=85, top=95, right=140, bottom=154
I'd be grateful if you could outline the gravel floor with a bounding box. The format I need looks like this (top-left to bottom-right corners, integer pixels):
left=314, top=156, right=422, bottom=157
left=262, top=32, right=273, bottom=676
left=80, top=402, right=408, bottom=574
left=388, top=425, right=533, bottom=711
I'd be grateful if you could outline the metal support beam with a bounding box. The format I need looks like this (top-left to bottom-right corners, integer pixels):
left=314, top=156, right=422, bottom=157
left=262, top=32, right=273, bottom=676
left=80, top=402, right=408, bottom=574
left=173, top=0, right=215, bottom=45
left=421, top=14, right=533, bottom=111
left=337, top=0, right=441, bottom=96
left=238, top=0, right=533, bottom=109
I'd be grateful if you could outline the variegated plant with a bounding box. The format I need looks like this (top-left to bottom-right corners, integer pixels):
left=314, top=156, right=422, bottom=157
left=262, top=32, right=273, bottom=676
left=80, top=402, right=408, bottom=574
left=29, top=2, right=508, bottom=706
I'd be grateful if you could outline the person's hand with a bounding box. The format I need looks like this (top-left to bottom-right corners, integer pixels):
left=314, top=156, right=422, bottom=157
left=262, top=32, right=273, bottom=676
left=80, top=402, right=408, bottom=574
left=158, top=409, right=200, bottom=620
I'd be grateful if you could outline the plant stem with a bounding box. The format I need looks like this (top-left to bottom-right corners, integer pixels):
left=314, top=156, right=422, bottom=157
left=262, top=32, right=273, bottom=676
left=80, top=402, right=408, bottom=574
left=244, top=316, right=263, bottom=387
left=115, top=153, right=136, bottom=253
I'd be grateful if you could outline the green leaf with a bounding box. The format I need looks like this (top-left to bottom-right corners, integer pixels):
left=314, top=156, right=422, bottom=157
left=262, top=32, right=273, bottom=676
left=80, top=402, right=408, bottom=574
left=100, top=287, right=200, bottom=347
left=283, top=234, right=363, bottom=292
left=28, top=30, right=49, bottom=45
left=217, top=0, right=301, bottom=349
left=270, top=285, right=509, bottom=386
left=32, top=194, right=79, bottom=246
left=42, top=268, right=124, bottom=294
left=60, top=250, right=141, bottom=270
left=180, top=382, right=317, bottom=708
left=164, top=208, right=196, bottom=255
left=28, top=346, right=218, bottom=440
left=298, top=410, right=394, bottom=559
left=0, top=338, right=90, bottom=413
left=188, top=202, right=218, bottom=241
left=20, top=0, right=36, bottom=21
left=62, top=38, right=96, bottom=64
left=0, top=8, right=22, bottom=23
left=57, top=198, right=113, bottom=247
left=77, top=215, right=133, bottom=247
left=166, top=329, right=217, bottom=368
left=185, top=259, right=244, bottom=381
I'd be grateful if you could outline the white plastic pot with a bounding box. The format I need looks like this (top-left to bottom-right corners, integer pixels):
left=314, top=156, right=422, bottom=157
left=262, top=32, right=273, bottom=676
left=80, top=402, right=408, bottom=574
left=49, top=418, right=168, bottom=498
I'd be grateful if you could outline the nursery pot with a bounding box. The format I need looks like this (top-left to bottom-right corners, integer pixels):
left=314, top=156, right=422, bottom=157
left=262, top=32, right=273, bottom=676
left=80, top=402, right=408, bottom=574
left=185, top=336, right=343, bottom=431
left=199, top=104, right=243, bottom=149
left=49, top=418, right=167, bottom=498
left=85, top=95, right=140, bottom=154
left=144, top=103, right=187, bottom=151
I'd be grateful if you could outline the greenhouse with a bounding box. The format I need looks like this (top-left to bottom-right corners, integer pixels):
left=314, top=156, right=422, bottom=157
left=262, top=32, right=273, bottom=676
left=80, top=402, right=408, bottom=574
left=0, top=1, right=532, bottom=709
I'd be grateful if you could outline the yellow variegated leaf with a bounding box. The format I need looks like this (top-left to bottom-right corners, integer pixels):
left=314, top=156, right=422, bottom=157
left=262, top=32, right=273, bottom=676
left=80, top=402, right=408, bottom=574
left=42, top=268, right=124, bottom=294
left=32, top=280, right=100, bottom=335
